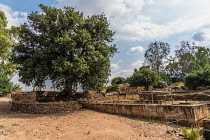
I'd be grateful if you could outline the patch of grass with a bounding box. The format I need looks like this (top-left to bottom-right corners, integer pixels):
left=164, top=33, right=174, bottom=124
left=11, top=123, right=19, bottom=126
left=181, top=127, right=200, bottom=140
left=129, top=98, right=138, bottom=101
left=0, top=124, right=6, bottom=128
left=148, top=118, right=156, bottom=124
left=87, top=130, right=90, bottom=134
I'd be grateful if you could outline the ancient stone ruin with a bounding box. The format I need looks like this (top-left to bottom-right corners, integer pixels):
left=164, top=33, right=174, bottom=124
left=11, top=91, right=81, bottom=114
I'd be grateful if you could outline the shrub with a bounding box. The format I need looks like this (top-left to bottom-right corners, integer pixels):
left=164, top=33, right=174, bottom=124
left=106, top=84, right=118, bottom=93
left=184, top=66, right=210, bottom=90
left=0, top=73, right=22, bottom=97
left=127, top=67, right=160, bottom=90
left=181, top=127, right=200, bottom=140
left=154, top=80, right=168, bottom=88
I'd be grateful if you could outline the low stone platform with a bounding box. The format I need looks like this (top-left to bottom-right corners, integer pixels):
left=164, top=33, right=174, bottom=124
left=84, top=103, right=209, bottom=126
left=12, top=101, right=81, bottom=114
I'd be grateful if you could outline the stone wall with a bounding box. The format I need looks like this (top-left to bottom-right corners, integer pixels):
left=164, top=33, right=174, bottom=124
left=11, top=91, right=67, bottom=103
left=12, top=101, right=81, bottom=114
left=11, top=92, right=36, bottom=103
left=106, top=92, right=210, bottom=101
left=106, top=93, right=139, bottom=100
left=84, top=103, right=209, bottom=126
left=36, top=91, right=65, bottom=102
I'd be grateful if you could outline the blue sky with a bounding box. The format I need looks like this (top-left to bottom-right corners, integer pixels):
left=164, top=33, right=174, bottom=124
left=1, top=0, right=210, bottom=90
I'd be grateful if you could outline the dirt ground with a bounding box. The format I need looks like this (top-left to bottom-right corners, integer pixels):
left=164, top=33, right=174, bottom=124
left=0, top=97, right=183, bottom=140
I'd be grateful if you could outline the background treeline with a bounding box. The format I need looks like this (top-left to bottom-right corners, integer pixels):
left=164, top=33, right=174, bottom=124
left=108, top=41, right=210, bottom=92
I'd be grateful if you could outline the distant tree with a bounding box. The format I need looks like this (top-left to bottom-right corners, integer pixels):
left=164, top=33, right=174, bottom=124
left=193, top=46, right=210, bottom=70
left=106, top=84, right=118, bottom=93
left=127, top=67, right=159, bottom=90
left=12, top=5, right=117, bottom=96
left=166, top=41, right=197, bottom=80
left=144, top=41, right=170, bottom=75
left=184, top=65, right=210, bottom=90
left=111, top=77, right=126, bottom=85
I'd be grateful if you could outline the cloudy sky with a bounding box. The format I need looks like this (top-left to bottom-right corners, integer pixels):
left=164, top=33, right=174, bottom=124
left=1, top=0, right=210, bottom=90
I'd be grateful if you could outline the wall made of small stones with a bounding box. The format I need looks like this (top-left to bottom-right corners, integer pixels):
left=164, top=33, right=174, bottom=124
left=106, top=92, right=210, bottom=101
left=12, top=101, right=81, bottom=114
left=11, top=92, right=36, bottom=103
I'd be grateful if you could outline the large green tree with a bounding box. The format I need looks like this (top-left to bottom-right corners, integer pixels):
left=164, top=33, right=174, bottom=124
left=12, top=5, right=117, bottom=95
left=127, top=67, right=159, bottom=90
left=0, top=11, right=16, bottom=77
left=0, top=11, right=21, bottom=96
left=144, top=41, right=170, bottom=75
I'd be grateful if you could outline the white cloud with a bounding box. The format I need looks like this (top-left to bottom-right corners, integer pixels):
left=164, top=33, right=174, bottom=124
left=54, top=0, right=210, bottom=41
left=110, top=63, right=120, bottom=71
left=110, top=60, right=143, bottom=80
left=192, top=27, right=210, bottom=46
left=110, top=69, right=133, bottom=80
left=0, top=3, right=27, bottom=27
left=127, top=46, right=144, bottom=55
left=131, top=60, right=143, bottom=69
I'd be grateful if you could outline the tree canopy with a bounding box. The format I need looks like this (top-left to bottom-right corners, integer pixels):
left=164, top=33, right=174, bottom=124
left=184, top=65, right=210, bottom=90
left=12, top=5, right=117, bottom=95
left=111, top=77, right=126, bottom=85
left=0, top=11, right=16, bottom=77
left=144, top=41, right=170, bottom=75
left=0, top=11, right=21, bottom=96
left=166, top=41, right=197, bottom=79
left=127, top=67, right=159, bottom=90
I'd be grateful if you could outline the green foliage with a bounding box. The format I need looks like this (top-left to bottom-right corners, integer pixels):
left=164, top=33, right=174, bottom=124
left=181, top=127, right=200, bottom=140
left=154, top=80, right=168, bottom=88
left=184, top=65, right=210, bottom=89
left=144, top=41, right=170, bottom=74
left=0, top=124, right=5, bottom=128
left=111, top=77, right=126, bottom=85
left=193, top=46, right=210, bottom=71
left=106, top=84, right=118, bottom=93
left=12, top=5, right=117, bottom=95
left=159, top=71, right=172, bottom=85
left=127, top=67, right=160, bottom=90
left=0, top=73, right=21, bottom=97
left=0, top=73, right=12, bottom=96
left=0, top=11, right=16, bottom=77
left=166, top=41, right=197, bottom=80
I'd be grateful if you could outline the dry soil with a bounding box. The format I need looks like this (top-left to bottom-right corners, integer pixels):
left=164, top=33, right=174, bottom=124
left=0, top=97, right=183, bottom=140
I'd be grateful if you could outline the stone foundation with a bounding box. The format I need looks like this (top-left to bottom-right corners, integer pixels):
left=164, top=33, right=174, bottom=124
left=12, top=101, right=81, bottom=114
left=84, top=103, right=209, bottom=126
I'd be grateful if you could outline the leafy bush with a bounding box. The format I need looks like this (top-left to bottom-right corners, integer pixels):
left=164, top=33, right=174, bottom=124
left=111, top=77, right=126, bottom=85
left=106, top=84, right=118, bottom=93
left=154, top=80, right=168, bottom=88
left=0, top=73, right=13, bottom=96
left=182, top=127, right=200, bottom=140
left=0, top=73, right=22, bottom=97
left=184, top=66, right=210, bottom=90
left=127, top=67, right=160, bottom=90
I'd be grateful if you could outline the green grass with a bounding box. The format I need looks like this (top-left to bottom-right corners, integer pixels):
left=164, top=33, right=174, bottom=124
left=0, top=124, right=6, bottom=128
left=11, top=123, right=19, bottom=126
left=129, top=98, right=138, bottom=101
left=181, top=127, right=200, bottom=140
